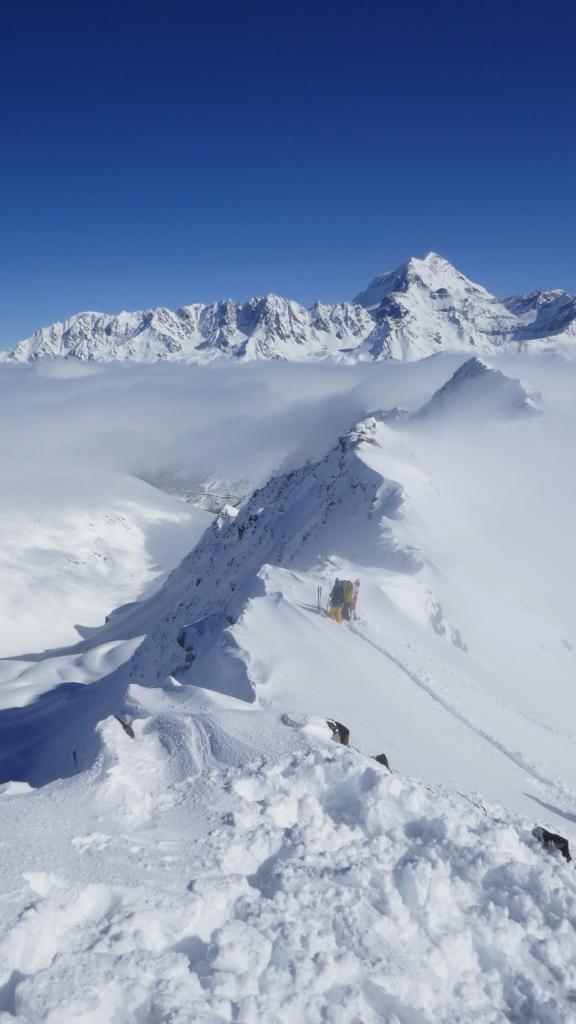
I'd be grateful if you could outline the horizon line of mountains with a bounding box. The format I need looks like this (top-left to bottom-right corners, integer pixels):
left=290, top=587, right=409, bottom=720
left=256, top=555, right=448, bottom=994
left=5, top=251, right=576, bottom=364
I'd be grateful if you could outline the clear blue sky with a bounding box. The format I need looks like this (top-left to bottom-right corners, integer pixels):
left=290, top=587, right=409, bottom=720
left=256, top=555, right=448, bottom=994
left=1, top=0, right=575, bottom=347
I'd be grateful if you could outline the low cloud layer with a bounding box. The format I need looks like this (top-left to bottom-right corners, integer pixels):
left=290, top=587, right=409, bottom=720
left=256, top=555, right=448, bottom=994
left=1, top=354, right=575, bottom=636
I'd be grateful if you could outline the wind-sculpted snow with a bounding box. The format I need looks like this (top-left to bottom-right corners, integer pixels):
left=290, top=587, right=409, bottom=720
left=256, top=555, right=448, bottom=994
left=108, top=386, right=576, bottom=840
left=0, top=693, right=575, bottom=1023
left=5, top=251, right=576, bottom=364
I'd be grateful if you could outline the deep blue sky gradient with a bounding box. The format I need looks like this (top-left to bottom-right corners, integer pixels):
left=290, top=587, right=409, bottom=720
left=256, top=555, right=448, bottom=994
left=1, top=0, right=576, bottom=346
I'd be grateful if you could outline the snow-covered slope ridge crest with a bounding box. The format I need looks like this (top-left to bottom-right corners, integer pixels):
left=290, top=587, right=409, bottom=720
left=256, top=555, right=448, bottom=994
left=129, top=418, right=427, bottom=687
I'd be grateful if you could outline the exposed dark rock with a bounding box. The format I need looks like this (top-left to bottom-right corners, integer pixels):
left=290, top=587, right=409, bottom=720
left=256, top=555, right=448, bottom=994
left=114, top=716, right=135, bottom=739
left=373, top=753, right=390, bottom=768
left=326, top=719, right=350, bottom=746
left=533, top=826, right=571, bottom=863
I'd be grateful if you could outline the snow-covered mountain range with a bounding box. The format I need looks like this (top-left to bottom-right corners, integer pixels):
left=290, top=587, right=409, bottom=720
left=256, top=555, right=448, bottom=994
left=6, top=252, right=576, bottom=364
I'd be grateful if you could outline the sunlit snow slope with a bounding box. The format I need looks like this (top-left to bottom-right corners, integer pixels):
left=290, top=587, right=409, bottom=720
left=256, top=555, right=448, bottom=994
left=123, top=365, right=575, bottom=833
left=0, top=473, right=210, bottom=660
left=1, top=354, right=575, bottom=1023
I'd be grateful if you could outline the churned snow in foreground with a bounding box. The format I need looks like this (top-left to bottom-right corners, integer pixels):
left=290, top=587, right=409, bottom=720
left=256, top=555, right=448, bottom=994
left=1, top=690, right=575, bottom=1024
left=0, top=352, right=575, bottom=1022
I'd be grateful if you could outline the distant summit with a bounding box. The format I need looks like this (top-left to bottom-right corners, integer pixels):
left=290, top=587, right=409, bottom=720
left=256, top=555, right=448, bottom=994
left=352, top=253, right=576, bottom=361
left=4, top=253, right=576, bottom=365
left=415, top=358, right=544, bottom=421
left=352, top=252, right=491, bottom=310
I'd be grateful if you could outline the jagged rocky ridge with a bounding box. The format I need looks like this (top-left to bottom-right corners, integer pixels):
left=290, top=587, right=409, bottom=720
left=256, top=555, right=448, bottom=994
left=6, top=297, right=373, bottom=364
left=6, top=252, right=576, bottom=363
left=128, top=416, right=443, bottom=691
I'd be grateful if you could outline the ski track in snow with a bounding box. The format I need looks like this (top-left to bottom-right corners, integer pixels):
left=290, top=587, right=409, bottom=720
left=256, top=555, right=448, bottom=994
left=351, top=621, right=576, bottom=813
left=404, top=634, right=576, bottom=750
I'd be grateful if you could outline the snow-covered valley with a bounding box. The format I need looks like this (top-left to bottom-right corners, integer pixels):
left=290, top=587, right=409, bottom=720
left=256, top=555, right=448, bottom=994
left=1, top=350, right=575, bottom=1023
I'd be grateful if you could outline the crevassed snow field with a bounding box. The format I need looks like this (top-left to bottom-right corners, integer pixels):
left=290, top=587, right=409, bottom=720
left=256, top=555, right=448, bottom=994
left=1, top=353, right=576, bottom=1023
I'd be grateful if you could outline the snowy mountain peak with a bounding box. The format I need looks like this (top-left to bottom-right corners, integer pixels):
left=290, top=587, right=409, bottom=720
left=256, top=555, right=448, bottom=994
left=349, top=254, right=521, bottom=361
left=415, top=357, right=544, bottom=421
left=352, top=252, right=491, bottom=311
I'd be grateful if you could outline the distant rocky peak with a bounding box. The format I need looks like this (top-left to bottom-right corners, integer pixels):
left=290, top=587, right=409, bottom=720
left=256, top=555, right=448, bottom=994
left=414, top=358, right=544, bottom=422
left=353, top=252, right=491, bottom=311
